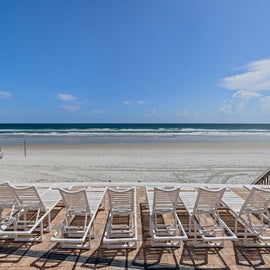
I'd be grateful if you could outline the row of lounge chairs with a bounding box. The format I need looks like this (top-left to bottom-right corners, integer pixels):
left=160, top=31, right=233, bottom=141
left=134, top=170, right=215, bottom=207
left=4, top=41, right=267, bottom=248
left=0, top=182, right=270, bottom=249
left=0, top=183, right=137, bottom=249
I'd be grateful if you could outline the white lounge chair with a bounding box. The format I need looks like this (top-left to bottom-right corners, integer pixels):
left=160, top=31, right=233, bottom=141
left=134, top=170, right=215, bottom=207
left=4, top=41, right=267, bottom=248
left=222, top=187, right=270, bottom=247
left=0, top=183, right=60, bottom=241
left=51, top=187, right=106, bottom=249
left=103, top=187, right=138, bottom=249
left=146, top=186, right=187, bottom=247
left=180, top=187, right=237, bottom=247
left=0, top=182, right=19, bottom=233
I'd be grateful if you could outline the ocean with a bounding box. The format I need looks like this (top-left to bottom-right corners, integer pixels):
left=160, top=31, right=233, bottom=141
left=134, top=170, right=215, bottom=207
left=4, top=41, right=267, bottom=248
left=1, top=123, right=270, bottom=145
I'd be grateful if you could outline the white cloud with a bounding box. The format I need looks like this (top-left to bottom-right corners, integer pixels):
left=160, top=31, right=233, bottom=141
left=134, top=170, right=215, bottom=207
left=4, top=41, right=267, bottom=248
left=218, top=59, right=270, bottom=119
left=258, top=96, right=270, bottom=114
left=218, top=90, right=261, bottom=117
left=219, top=104, right=233, bottom=116
left=220, top=59, right=270, bottom=92
left=232, top=90, right=262, bottom=112
left=147, top=109, right=156, bottom=119
left=137, top=100, right=147, bottom=105
left=57, top=93, right=83, bottom=112
left=124, top=101, right=132, bottom=105
left=232, top=90, right=261, bottom=100
left=179, top=109, right=192, bottom=119
left=57, top=93, right=76, bottom=102
left=62, top=105, right=80, bottom=112
left=124, top=100, right=147, bottom=105
left=0, top=90, right=11, bottom=99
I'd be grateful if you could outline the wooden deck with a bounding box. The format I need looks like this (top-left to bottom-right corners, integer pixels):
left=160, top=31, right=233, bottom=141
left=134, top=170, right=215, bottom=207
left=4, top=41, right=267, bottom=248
left=0, top=184, right=270, bottom=269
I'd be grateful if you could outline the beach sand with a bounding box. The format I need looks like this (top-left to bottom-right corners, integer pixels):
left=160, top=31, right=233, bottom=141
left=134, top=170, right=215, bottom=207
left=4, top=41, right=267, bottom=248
left=0, top=142, right=270, bottom=185
left=1, top=142, right=270, bottom=269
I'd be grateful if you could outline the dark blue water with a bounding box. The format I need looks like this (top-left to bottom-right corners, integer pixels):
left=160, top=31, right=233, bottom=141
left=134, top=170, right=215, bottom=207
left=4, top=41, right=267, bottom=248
left=1, top=123, right=270, bottom=145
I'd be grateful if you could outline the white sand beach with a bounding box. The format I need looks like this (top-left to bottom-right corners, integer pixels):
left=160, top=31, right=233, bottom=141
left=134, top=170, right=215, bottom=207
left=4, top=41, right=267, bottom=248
left=0, top=142, right=270, bottom=185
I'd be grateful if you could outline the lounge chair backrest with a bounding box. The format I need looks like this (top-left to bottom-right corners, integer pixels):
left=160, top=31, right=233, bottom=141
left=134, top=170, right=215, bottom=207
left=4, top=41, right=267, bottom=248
left=107, top=187, right=135, bottom=214
left=10, top=185, right=46, bottom=210
left=153, top=187, right=180, bottom=213
left=194, top=187, right=226, bottom=214
left=0, top=182, right=17, bottom=207
left=59, top=188, right=91, bottom=214
left=241, top=187, right=270, bottom=214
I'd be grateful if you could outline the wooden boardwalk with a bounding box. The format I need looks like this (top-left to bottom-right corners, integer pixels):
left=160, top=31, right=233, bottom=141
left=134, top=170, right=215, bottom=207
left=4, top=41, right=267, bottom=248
left=0, top=184, right=270, bottom=269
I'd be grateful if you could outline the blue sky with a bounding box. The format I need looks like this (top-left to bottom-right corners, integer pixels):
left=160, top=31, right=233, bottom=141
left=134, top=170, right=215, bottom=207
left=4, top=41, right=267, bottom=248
left=1, top=0, right=270, bottom=123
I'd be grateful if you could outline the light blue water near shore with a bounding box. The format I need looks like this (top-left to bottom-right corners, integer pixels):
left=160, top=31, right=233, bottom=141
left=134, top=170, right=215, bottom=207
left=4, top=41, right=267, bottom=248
left=1, top=123, right=270, bottom=145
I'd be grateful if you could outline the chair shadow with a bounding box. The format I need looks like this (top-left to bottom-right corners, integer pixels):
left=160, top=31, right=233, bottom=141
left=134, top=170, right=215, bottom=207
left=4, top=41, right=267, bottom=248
left=220, top=208, right=269, bottom=268
left=83, top=247, right=131, bottom=269
left=29, top=206, right=90, bottom=269
left=81, top=208, right=134, bottom=269
left=30, top=246, right=87, bottom=269
left=0, top=239, right=33, bottom=264
left=180, top=242, right=231, bottom=270
left=176, top=207, right=209, bottom=268
left=233, top=241, right=267, bottom=268
left=0, top=205, right=62, bottom=265
left=178, top=208, right=230, bottom=270
left=179, top=242, right=208, bottom=267
left=131, top=203, right=181, bottom=269
left=0, top=205, right=63, bottom=267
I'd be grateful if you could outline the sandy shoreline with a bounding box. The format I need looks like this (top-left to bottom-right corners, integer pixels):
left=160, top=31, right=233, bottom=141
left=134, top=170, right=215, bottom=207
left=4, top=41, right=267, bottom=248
left=0, top=142, right=270, bottom=184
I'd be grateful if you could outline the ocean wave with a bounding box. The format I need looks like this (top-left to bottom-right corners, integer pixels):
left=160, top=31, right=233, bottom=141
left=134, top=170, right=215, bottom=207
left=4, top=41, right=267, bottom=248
left=1, top=130, right=270, bottom=137
left=3, top=123, right=270, bottom=145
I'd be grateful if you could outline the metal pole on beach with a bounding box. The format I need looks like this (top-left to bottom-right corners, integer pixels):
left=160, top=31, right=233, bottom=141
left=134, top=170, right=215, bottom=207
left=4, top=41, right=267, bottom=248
left=24, top=138, right=27, bottom=157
